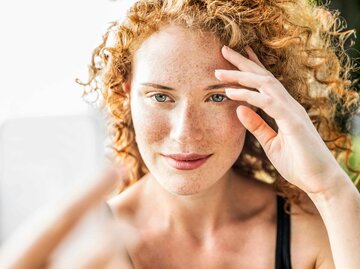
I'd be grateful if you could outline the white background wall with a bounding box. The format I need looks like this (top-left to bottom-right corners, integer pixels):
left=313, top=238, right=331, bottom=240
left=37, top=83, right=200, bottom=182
left=0, top=0, right=134, bottom=124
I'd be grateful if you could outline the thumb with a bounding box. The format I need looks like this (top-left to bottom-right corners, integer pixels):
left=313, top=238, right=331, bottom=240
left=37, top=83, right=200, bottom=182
left=236, top=106, right=277, bottom=150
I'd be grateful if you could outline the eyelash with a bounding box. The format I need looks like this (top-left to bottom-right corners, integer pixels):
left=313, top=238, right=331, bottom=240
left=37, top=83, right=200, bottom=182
left=149, top=93, right=230, bottom=104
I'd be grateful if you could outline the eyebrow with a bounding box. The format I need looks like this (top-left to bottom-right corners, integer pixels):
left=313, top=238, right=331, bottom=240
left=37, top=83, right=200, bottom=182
left=140, top=82, right=240, bottom=91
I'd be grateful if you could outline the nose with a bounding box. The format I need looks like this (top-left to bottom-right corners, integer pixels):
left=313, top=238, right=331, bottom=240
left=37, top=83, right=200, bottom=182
left=169, top=102, right=204, bottom=144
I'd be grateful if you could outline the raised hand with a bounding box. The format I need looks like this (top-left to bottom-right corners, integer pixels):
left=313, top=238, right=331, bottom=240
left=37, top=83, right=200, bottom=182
left=214, top=45, right=350, bottom=196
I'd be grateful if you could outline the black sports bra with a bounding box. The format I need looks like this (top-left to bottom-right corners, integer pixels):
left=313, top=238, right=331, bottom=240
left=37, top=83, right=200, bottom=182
left=275, top=195, right=292, bottom=269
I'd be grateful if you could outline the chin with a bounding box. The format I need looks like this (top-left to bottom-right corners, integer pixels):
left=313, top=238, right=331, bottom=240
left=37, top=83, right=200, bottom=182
left=169, top=182, right=203, bottom=196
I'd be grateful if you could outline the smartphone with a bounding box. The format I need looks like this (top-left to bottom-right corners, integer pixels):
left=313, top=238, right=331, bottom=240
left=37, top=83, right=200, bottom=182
left=0, top=110, right=108, bottom=243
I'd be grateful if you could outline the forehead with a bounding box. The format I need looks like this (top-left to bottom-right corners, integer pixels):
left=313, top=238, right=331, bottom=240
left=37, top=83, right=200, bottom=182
left=132, top=24, right=237, bottom=86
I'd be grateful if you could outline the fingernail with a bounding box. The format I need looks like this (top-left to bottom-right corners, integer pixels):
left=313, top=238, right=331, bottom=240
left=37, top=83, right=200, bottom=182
left=214, top=69, right=222, bottom=79
left=225, top=88, right=237, bottom=95
left=223, top=45, right=231, bottom=51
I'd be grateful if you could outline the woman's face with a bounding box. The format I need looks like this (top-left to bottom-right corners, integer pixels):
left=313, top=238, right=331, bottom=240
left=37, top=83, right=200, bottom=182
left=130, top=24, right=248, bottom=195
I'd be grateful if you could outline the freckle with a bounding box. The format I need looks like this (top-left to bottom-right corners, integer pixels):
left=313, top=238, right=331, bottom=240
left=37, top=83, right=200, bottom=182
left=193, top=183, right=201, bottom=192
left=178, top=182, right=201, bottom=194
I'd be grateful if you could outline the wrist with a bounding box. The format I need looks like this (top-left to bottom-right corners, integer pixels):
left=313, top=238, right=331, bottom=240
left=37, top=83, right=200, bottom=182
left=306, top=170, right=357, bottom=204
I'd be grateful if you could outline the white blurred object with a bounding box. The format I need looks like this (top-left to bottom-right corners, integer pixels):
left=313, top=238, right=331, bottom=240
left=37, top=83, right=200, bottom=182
left=0, top=109, right=107, bottom=243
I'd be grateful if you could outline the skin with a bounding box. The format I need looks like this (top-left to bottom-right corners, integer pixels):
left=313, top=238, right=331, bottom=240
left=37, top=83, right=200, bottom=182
left=108, top=24, right=337, bottom=269
left=129, top=24, right=247, bottom=196
left=2, top=23, right=359, bottom=269
left=0, top=166, right=136, bottom=269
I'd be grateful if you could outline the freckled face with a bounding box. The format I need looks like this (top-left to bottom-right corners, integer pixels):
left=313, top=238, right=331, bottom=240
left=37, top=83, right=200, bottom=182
left=130, top=24, right=247, bottom=195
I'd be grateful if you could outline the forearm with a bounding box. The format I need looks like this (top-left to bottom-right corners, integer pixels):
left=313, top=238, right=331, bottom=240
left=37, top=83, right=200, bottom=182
left=308, top=170, right=360, bottom=269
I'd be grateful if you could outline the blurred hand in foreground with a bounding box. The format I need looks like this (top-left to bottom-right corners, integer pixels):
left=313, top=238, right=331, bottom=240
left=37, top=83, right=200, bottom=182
left=0, top=166, right=136, bottom=269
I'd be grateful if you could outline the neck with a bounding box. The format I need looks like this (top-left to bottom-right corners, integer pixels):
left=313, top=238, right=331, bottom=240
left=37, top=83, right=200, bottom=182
left=145, top=168, right=241, bottom=241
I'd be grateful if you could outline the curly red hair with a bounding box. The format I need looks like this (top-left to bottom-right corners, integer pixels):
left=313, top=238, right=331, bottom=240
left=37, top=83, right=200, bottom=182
left=78, top=0, right=360, bottom=214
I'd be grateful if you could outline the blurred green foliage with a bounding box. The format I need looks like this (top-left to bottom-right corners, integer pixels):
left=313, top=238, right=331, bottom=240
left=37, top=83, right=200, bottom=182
left=349, top=135, right=360, bottom=190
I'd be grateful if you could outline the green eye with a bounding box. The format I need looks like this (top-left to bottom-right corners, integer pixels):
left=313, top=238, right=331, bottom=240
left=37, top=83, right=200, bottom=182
left=209, top=94, right=228, bottom=103
left=151, top=94, right=169, bottom=103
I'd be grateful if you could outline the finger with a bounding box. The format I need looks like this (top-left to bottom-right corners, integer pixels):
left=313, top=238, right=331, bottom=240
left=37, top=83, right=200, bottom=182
left=244, top=46, right=267, bottom=69
left=235, top=106, right=277, bottom=153
left=49, top=245, right=113, bottom=269
left=47, top=243, right=115, bottom=269
left=225, top=87, right=285, bottom=119
left=50, top=244, right=129, bottom=269
left=0, top=165, right=127, bottom=269
left=215, top=64, right=299, bottom=108
left=225, top=88, right=271, bottom=110
left=221, top=45, right=268, bottom=75
left=215, top=70, right=267, bottom=91
left=47, top=251, right=134, bottom=269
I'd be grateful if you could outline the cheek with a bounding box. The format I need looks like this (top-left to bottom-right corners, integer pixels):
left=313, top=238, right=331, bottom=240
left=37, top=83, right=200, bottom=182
left=131, top=103, right=170, bottom=145
left=203, top=106, right=245, bottom=146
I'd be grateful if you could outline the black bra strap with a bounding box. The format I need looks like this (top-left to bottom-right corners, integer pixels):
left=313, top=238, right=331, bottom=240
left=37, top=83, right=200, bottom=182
left=275, top=195, right=292, bottom=269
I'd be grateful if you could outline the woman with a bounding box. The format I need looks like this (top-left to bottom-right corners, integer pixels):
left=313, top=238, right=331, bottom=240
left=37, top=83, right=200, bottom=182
left=1, top=0, right=359, bottom=268
left=98, top=0, right=359, bottom=267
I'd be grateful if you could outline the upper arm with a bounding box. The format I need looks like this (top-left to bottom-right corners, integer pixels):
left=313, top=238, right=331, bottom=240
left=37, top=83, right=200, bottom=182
left=292, top=194, right=336, bottom=269
left=315, top=232, right=335, bottom=269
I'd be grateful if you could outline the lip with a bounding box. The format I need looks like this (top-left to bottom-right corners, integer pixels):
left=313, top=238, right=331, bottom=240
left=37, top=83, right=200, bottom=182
left=161, top=153, right=212, bottom=170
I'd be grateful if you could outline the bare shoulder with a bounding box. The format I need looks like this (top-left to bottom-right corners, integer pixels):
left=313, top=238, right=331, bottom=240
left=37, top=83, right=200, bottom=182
left=290, top=193, right=335, bottom=269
